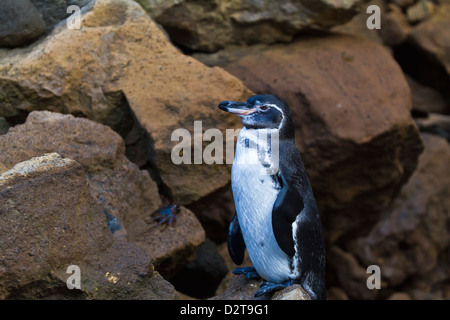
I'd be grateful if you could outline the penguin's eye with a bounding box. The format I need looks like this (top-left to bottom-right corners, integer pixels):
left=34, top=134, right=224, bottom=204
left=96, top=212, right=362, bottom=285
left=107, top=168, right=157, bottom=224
left=259, top=106, right=269, bottom=111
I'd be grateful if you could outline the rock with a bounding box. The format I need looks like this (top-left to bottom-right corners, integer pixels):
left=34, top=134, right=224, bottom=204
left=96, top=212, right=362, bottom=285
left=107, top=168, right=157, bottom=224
left=199, top=34, right=424, bottom=242
left=347, top=134, right=450, bottom=290
left=388, top=292, right=412, bottom=300
left=272, top=285, right=311, bottom=300
left=415, top=113, right=450, bottom=140
left=0, top=117, right=9, bottom=135
left=406, top=4, right=450, bottom=95
left=391, top=0, right=415, bottom=8
left=0, top=0, right=252, bottom=205
left=331, top=0, right=385, bottom=44
left=0, top=0, right=46, bottom=47
left=379, top=4, right=412, bottom=46
left=326, top=287, right=349, bottom=300
left=406, top=0, right=436, bottom=23
left=0, top=153, right=111, bottom=297
left=169, top=239, right=228, bottom=298
left=0, top=153, right=176, bottom=299
left=406, top=76, right=450, bottom=115
left=328, top=246, right=379, bottom=300
left=29, top=0, right=92, bottom=32
left=128, top=206, right=205, bottom=279
left=138, top=0, right=364, bottom=52
left=52, top=240, right=176, bottom=300
left=211, top=276, right=311, bottom=300
left=0, top=111, right=162, bottom=236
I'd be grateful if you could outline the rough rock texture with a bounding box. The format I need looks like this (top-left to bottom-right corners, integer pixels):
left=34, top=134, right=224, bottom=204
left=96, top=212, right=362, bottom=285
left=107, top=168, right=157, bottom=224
left=400, top=3, right=450, bottom=98
left=211, top=276, right=311, bottom=300
left=29, top=0, right=92, bottom=32
left=137, top=0, right=364, bottom=52
left=379, top=3, right=412, bottom=46
left=406, top=76, right=450, bottom=115
left=331, top=133, right=450, bottom=299
left=0, top=0, right=252, bottom=205
left=0, top=111, right=207, bottom=276
left=129, top=206, right=205, bottom=279
left=196, top=34, right=424, bottom=242
left=0, top=153, right=175, bottom=299
left=0, top=117, right=9, bottom=135
left=409, top=4, right=450, bottom=74
left=0, top=0, right=46, bottom=47
left=0, top=111, right=161, bottom=236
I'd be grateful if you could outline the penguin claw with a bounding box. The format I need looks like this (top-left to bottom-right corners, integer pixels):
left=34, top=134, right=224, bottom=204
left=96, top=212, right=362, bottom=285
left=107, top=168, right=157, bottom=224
left=232, top=267, right=261, bottom=280
left=254, top=280, right=294, bottom=297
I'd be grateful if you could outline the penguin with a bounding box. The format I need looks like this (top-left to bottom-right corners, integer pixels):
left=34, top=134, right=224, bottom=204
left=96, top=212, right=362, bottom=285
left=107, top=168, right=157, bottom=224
left=218, top=94, right=326, bottom=299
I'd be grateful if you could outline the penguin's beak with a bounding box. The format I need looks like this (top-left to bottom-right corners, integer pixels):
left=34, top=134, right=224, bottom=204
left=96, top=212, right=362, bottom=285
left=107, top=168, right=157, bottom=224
left=218, top=101, right=257, bottom=116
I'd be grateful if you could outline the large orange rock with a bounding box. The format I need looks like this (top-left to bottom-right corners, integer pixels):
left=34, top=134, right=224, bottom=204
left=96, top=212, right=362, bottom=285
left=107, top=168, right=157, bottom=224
left=0, top=0, right=253, bottom=205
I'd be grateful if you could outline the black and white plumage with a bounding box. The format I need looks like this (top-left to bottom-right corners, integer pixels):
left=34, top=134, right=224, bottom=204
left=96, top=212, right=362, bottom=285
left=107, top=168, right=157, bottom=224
left=218, top=94, right=326, bottom=299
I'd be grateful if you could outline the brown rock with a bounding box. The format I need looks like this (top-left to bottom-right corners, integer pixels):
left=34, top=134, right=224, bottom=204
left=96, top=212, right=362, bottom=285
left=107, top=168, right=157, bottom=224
left=406, top=76, right=450, bottom=115
left=208, top=34, right=423, bottom=242
left=326, top=287, right=349, bottom=300
left=138, top=0, right=364, bottom=52
left=328, top=246, right=379, bottom=300
left=53, top=240, right=176, bottom=300
left=409, top=4, right=450, bottom=78
left=129, top=206, right=205, bottom=279
left=0, top=111, right=162, bottom=236
left=211, top=275, right=310, bottom=300
left=0, top=153, right=112, bottom=298
left=348, top=134, right=450, bottom=288
left=0, top=0, right=252, bottom=205
left=406, top=0, right=436, bottom=23
left=388, top=292, right=412, bottom=300
left=379, top=4, right=412, bottom=46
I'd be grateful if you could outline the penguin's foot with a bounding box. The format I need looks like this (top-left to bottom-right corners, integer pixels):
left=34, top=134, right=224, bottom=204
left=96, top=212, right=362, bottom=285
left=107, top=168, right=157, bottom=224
left=232, top=267, right=261, bottom=280
left=254, top=279, right=295, bottom=297
left=152, top=204, right=179, bottom=226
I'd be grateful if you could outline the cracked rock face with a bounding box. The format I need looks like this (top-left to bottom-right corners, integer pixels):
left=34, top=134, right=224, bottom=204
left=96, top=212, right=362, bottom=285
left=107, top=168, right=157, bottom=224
left=137, top=0, right=364, bottom=52
left=0, top=0, right=252, bottom=205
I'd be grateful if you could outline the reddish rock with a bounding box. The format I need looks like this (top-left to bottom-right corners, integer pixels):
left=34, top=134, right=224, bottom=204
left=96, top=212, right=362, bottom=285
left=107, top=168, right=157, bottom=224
left=348, top=134, right=450, bottom=288
left=0, top=0, right=253, bottom=205
left=0, top=111, right=162, bottom=235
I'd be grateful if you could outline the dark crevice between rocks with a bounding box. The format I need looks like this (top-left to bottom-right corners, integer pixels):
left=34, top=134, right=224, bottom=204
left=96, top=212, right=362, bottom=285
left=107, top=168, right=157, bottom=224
left=4, top=109, right=30, bottom=127
left=168, top=239, right=229, bottom=299
left=393, top=40, right=450, bottom=102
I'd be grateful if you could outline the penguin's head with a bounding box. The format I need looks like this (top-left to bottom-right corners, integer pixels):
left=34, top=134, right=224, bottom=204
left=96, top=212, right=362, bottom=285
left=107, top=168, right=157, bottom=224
left=218, top=94, right=294, bottom=137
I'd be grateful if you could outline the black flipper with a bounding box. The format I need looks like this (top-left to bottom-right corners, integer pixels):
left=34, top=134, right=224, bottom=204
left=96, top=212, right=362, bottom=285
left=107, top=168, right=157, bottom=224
left=228, top=212, right=246, bottom=265
left=272, top=174, right=304, bottom=257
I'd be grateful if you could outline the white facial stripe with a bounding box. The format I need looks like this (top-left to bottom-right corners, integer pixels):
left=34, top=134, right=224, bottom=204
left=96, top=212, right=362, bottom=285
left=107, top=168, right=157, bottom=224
left=256, top=102, right=285, bottom=130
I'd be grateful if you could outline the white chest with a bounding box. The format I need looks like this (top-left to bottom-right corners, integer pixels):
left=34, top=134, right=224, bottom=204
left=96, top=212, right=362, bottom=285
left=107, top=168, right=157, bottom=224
left=231, top=128, right=294, bottom=283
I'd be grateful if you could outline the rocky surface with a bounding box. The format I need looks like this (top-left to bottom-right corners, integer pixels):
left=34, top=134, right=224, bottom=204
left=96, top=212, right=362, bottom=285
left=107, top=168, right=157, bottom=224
left=0, top=0, right=251, bottom=205
left=0, top=0, right=449, bottom=300
left=211, top=276, right=311, bottom=300
left=137, top=0, right=364, bottom=52
left=0, top=153, right=175, bottom=299
left=330, top=133, right=450, bottom=299
left=0, top=0, right=46, bottom=48
left=196, top=34, right=424, bottom=242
